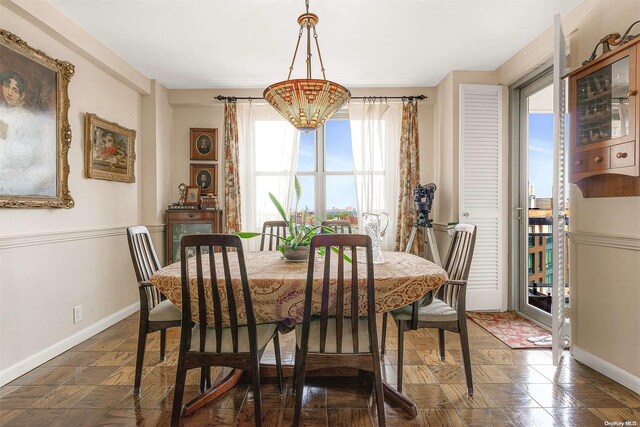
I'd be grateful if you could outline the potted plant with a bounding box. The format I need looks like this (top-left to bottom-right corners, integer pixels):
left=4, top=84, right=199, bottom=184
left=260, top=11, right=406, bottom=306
left=236, top=177, right=327, bottom=261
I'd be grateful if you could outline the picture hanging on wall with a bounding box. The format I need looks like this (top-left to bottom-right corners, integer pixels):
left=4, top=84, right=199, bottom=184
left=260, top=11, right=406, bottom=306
left=0, top=29, right=75, bottom=208
left=84, top=113, right=136, bottom=183
left=190, top=128, right=218, bottom=161
left=190, top=164, right=217, bottom=195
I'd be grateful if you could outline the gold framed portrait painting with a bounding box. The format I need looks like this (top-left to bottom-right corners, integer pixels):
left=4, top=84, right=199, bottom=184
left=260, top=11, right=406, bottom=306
left=190, top=164, right=217, bottom=196
left=85, top=113, right=136, bottom=183
left=190, top=128, right=218, bottom=161
left=183, top=186, right=201, bottom=206
left=0, top=29, right=74, bottom=208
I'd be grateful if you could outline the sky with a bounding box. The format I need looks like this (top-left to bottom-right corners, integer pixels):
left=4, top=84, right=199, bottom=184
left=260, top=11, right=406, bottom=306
left=528, top=113, right=554, bottom=198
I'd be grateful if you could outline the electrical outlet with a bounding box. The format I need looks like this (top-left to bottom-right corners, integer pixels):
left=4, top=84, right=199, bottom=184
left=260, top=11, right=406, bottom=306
left=73, top=305, right=82, bottom=324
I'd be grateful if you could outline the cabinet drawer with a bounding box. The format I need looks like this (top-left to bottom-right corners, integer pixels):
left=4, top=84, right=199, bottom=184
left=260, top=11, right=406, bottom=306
left=610, top=142, right=635, bottom=169
left=573, top=148, right=610, bottom=173
left=167, top=210, right=219, bottom=221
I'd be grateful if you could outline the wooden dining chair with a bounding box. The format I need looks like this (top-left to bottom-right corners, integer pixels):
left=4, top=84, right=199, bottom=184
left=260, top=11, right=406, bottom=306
left=126, top=225, right=182, bottom=395
left=381, top=223, right=477, bottom=395
left=260, top=220, right=288, bottom=251
left=294, top=234, right=385, bottom=426
left=171, top=234, right=283, bottom=427
left=320, top=219, right=353, bottom=234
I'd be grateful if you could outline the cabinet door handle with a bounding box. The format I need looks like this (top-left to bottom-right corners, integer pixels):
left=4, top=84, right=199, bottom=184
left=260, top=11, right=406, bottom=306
left=616, top=152, right=628, bottom=159
left=593, top=156, right=603, bottom=163
left=188, top=213, right=194, bottom=218
left=574, top=160, right=583, bottom=166
left=628, top=89, right=638, bottom=97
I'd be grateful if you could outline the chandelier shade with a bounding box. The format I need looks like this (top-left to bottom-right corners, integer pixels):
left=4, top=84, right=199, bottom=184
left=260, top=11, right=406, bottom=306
left=263, top=79, right=350, bottom=132
left=264, top=0, right=350, bottom=131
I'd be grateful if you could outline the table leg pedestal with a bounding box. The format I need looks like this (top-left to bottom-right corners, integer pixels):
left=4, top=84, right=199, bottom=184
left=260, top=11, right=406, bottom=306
left=382, top=381, right=418, bottom=418
left=182, top=369, right=243, bottom=416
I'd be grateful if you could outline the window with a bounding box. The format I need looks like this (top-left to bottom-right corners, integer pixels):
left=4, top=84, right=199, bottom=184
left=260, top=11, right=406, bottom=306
left=528, top=235, right=534, bottom=247
left=546, top=273, right=553, bottom=284
left=538, top=252, right=543, bottom=272
left=528, top=253, right=534, bottom=275
left=296, top=117, right=358, bottom=227
left=538, top=235, right=543, bottom=246
left=546, top=249, right=553, bottom=269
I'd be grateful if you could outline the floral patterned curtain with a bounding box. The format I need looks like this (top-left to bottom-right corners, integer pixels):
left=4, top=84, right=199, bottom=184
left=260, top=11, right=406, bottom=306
left=224, top=100, right=241, bottom=233
left=395, top=99, right=423, bottom=255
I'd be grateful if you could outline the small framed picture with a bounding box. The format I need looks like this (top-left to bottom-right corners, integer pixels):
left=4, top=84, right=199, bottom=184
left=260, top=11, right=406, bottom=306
left=183, top=186, right=200, bottom=206
left=85, top=113, right=136, bottom=183
left=191, top=164, right=217, bottom=195
left=190, top=128, right=218, bottom=161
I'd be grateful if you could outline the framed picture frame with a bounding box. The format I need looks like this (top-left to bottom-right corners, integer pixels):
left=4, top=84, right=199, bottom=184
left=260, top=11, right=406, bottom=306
left=84, top=113, right=136, bottom=183
left=0, top=29, right=74, bottom=208
left=184, top=186, right=201, bottom=206
left=190, top=164, right=217, bottom=195
left=190, top=128, right=218, bottom=161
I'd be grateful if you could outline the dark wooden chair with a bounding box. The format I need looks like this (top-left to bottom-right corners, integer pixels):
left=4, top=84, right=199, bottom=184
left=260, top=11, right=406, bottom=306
left=321, top=219, right=353, bottom=233
left=260, top=220, right=288, bottom=251
left=126, top=225, right=182, bottom=395
left=171, top=234, right=283, bottom=427
left=294, top=234, right=385, bottom=426
left=380, top=223, right=477, bottom=395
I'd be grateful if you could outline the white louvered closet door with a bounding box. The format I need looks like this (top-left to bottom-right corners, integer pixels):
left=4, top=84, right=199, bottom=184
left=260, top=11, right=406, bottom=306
left=459, top=84, right=504, bottom=311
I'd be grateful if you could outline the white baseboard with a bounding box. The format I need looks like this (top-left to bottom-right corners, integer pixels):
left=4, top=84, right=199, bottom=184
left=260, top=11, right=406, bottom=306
left=571, top=345, right=640, bottom=394
left=0, top=302, right=140, bottom=387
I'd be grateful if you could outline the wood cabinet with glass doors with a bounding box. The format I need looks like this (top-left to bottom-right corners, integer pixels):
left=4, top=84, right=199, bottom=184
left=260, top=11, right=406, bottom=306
left=567, top=38, right=640, bottom=197
left=165, top=209, right=223, bottom=264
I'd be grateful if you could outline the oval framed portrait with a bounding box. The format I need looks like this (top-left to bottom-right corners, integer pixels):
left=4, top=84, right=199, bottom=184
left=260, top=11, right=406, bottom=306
left=190, top=164, right=217, bottom=195
left=190, top=128, right=218, bottom=161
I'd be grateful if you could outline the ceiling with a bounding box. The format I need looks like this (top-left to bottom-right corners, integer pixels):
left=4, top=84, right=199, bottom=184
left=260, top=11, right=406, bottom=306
left=49, top=0, right=583, bottom=89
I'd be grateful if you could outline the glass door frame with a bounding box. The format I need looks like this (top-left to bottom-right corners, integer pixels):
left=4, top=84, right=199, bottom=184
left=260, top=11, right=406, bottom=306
left=509, top=64, right=554, bottom=326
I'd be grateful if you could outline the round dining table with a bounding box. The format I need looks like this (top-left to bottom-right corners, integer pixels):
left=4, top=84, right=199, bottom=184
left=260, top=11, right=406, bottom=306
left=150, top=250, right=448, bottom=418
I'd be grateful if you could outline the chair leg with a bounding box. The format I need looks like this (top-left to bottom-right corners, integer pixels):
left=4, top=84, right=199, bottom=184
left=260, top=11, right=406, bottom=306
left=273, top=333, right=284, bottom=393
left=134, top=319, right=148, bottom=395
left=251, top=355, right=263, bottom=427
left=380, top=312, right=388, bottom=356
left=171, top=355, right=188, bottom=427
left=371, top=346, right=386, bottom=426
left=293, top=346, right=307, bottom=426
left=438, top=328, right=446, bottom=361
left=397, top=320, right=405, bottom=393
left=458, top=319, right=474, bottom=396
left=160, top=329, right=167, bottom=361
left=292, top=345, right=300, bottom=396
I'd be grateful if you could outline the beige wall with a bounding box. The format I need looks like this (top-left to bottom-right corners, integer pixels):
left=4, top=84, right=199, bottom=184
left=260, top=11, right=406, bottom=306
left=0, top=2, right=167, bottom=384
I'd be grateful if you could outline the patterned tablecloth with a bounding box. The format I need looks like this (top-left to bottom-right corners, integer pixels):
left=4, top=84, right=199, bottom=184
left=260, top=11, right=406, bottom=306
left=150, top=250, right=448, bottom=326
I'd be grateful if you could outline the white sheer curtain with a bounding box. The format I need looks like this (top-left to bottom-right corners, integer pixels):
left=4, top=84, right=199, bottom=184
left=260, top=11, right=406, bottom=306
left=237, top=102, right=300, bottom=251
left=348, top=101, right=402, bottom=250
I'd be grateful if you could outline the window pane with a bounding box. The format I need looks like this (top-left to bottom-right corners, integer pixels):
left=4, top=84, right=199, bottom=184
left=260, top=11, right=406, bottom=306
left=325, top=120, right=354, bottom=171
left=255, top=121, right=297, bottom=172
left=325, top=175, right=357, bottom=226
left=297, top=131, right=315, bottom=172
left=295, top=175, right=315, bottom=216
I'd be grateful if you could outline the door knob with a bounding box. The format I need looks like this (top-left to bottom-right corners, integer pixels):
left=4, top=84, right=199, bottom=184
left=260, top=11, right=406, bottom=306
left=616, top=152, right=628, bottom=159
left=463, top=212, right=469, bottom=217
left=593, top=156, right=603, bottom=163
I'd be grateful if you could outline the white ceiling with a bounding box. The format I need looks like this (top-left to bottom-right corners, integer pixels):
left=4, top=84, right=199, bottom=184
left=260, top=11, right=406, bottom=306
left=49, top=0, right=582, bottom=89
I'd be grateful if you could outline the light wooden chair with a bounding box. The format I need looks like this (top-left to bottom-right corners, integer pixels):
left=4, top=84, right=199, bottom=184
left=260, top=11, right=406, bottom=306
left=293, top=234, right=385, bottom=426
left=171, top=234, right=283, bottom=426
left=126, top=225, right=182, bottom=395
left=381, top=223, right=477, bottom=395
left=260, top=220, right=288, bottom=251
left=321, top=219, right=353, bottom=233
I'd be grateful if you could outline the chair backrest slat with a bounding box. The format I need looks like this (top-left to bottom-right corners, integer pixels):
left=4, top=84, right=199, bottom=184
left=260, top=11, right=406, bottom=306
left=321, top=220, right=353, bottom=234
left=127, top=226, right=163, bottom=308
left=303, top=234, right=375, bottom=355
left=440, top=224, right=477, bottom=307
left=261, top=221, right=288, bottom=251
left=180, top=234, right=257, bottom=355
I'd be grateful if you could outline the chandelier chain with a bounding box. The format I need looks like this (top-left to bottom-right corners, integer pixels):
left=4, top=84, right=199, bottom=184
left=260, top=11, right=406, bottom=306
left=287, top=25, right=305, bottom=80
left=312, top=27, right=326, bottom=80
left=306, top=15, right=312, bottom=79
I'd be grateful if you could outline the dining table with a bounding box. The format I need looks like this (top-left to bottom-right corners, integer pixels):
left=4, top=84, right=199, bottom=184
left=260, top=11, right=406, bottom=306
left=150, top=250, right=448, bottom=418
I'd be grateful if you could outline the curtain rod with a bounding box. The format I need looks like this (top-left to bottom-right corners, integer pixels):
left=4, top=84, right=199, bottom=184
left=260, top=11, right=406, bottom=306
left=214, top=94, right=427, bottom=102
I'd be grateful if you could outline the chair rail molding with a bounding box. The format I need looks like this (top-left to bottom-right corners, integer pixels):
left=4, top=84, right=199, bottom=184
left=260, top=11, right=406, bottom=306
left=568, top=231, right=640, bottom=251
left=0, top=224, right=166, bottom=250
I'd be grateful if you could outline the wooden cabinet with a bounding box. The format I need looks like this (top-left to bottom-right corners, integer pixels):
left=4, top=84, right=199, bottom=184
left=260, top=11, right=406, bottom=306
left=568, top=38, right=640, bottom=197
left=165, top=209, right=223, bottom=264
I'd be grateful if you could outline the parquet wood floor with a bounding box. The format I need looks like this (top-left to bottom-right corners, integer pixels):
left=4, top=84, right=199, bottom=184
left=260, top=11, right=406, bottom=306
left=1, top=313, right=639, bottom=426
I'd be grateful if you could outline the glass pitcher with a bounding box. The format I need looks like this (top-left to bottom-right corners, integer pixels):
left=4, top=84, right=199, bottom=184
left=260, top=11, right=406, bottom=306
left=362, top=212, right=389, bottom=264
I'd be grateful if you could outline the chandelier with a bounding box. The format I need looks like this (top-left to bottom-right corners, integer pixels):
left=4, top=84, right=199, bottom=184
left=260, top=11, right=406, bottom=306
left=264, top=0, right=350, bottom=132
